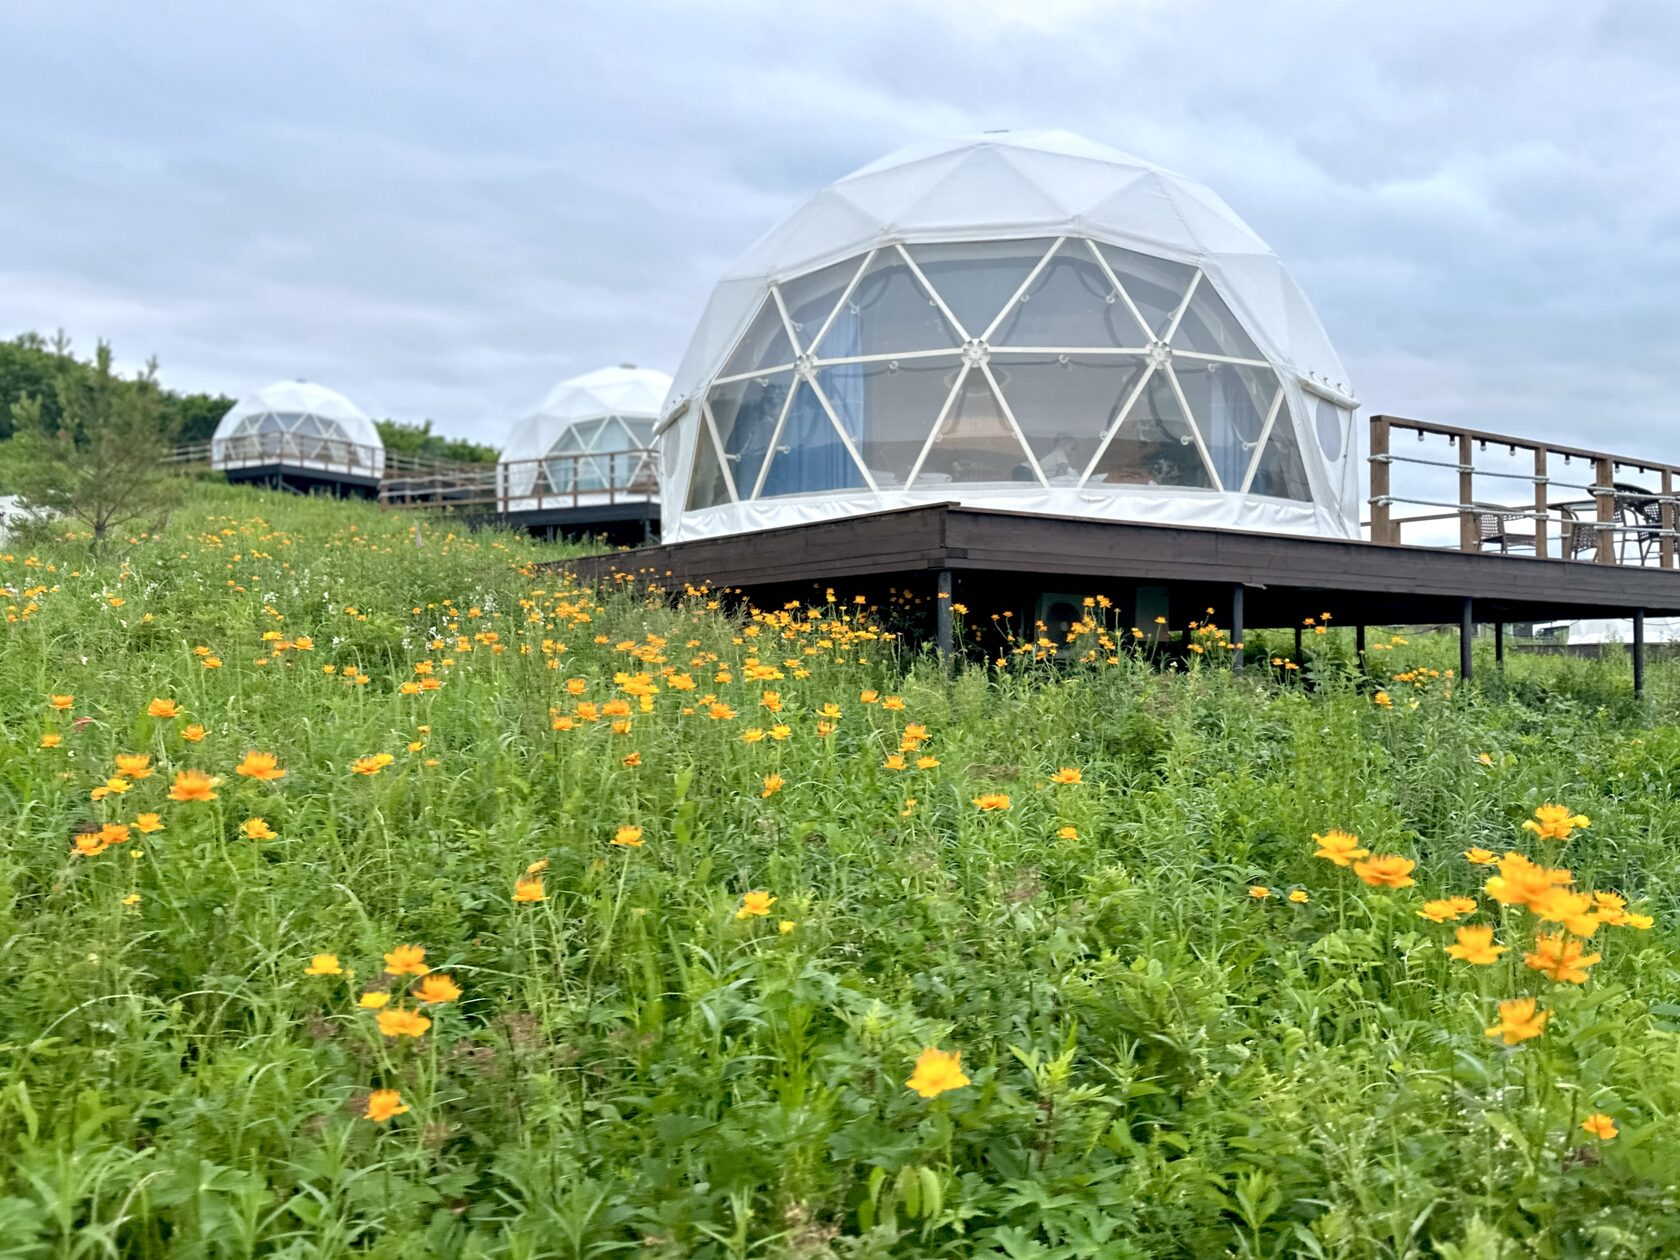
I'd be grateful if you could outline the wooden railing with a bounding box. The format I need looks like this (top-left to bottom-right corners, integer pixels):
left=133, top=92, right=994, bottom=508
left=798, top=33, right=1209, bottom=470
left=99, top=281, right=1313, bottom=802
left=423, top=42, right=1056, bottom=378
left=379, top=449, right=658, bottom=513
left=1369, top=415, right=1679, bottom=567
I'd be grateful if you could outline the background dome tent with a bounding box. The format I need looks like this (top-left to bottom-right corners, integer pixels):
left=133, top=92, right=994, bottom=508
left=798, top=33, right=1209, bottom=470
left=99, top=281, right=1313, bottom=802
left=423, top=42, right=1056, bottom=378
left=655, top=130, right=1358, bottom=544
left=499, top=365, right=671, bottom=502
left=211, top=380, right=385, bottom=477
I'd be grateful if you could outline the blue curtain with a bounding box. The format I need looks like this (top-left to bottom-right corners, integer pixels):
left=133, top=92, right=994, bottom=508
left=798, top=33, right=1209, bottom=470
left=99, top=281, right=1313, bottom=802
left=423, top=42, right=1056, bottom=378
left=761, top=307, right=866, bottom=496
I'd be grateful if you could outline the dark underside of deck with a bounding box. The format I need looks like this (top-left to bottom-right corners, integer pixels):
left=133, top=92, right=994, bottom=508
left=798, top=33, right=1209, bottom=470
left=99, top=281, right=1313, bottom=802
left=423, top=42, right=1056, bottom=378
left=563, top=503, right=1680, bottom=628
left=224, top=465, right=383, bottom=499
left=465, top=502, right=659, bottom=545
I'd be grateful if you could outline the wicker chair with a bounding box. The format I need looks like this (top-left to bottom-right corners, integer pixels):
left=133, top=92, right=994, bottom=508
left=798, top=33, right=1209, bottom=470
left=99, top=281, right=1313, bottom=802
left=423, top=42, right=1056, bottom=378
left=1474, top=503, right=1537, bottom=553
left=1558, top=505, right=1601, bottom=560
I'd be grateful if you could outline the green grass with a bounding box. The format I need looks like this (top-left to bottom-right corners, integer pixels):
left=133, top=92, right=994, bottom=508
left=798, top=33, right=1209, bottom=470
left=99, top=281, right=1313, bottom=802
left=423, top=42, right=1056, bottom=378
left=2, top=482, right=1679, bottom=1258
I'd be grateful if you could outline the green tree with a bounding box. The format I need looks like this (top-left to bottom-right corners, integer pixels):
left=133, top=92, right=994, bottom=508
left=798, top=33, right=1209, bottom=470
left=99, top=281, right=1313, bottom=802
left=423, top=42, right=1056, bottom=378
left=376, top=417, right=499, bottom=465
left=4, top=339, right=182, bottom=546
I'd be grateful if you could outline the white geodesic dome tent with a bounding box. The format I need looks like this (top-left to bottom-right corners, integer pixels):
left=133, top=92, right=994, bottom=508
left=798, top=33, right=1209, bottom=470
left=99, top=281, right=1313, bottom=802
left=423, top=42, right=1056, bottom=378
left=657, top=131, right=1359, bottom=543
left=212, top=381, right=384, bottom=476
left=499, top=366, right=670, bottom=500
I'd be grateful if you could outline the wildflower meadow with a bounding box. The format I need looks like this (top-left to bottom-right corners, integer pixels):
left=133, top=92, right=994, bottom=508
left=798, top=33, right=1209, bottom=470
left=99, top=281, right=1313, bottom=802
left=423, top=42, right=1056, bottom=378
left=5, top=483, right=1680, bottom=1257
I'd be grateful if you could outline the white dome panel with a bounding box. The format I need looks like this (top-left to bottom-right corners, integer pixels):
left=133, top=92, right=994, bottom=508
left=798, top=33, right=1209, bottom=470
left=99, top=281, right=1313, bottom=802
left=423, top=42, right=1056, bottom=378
left=211, top=380, right=383, bottom=475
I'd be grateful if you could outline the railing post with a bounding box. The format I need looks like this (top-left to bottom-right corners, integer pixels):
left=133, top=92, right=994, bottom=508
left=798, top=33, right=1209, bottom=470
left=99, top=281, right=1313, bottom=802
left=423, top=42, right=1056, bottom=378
left=1663, top=470, right=1675, bottom=570
left=1457, top=433, right=1477, bottom=552
left=1369, top=417, right=1392, bottom=544
left=1230, top=583, right=1244, bottom=674
left=1533, top=447, right=1548, bottom=559
left=1595, top=456, right=1615, bottom=564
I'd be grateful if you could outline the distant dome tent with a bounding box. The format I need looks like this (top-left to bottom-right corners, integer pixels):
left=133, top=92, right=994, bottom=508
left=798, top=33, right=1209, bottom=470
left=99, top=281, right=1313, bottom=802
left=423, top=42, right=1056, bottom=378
left=657, top=130, right=1357, bottom=543
left=212, top=381, right=384, bottom=477
left=500, top=366, right=670, bottom=501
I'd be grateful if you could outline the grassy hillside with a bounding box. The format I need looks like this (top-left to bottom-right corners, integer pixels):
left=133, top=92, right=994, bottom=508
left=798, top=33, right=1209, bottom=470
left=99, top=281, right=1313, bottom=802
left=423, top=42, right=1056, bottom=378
left=1, top=482, right=1678, bottom=1257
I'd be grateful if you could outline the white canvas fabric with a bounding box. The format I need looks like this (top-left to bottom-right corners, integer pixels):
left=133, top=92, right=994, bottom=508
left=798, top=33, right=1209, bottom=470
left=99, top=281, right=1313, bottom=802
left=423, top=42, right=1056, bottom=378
left=658, top=131, right=1358, bottom=544
left=212, top=381, right=384, bottom=475
left=500, top=366, right=670, bottom=500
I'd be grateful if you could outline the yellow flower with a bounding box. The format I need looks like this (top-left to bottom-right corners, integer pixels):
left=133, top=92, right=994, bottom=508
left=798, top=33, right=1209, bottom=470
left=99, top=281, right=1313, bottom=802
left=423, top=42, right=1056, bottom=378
left=1311, top=830, right=1369, bottom=867
left=972, top=793, right=1011, bottom=812
left=305, top=953, right=343, bottom=976
left=1417, top=896, right=1477, bottom=923
left=100, top=777, right=132, bottom=796
left=1288, top=889, right=1309, bottom=905
left=915, top=755, right=940, bottom=770
left=881, top=696, right=905, bottom=711
left=121, top=893, right=141, bottom=907
left=1522, top=803, right=1591, bottom=842
left=1524, top=932, right=1601, bottom=984
left=1373, top=690, right=1392, bottom=708
left=778, top=920, right=796, bottom=934
left=740, top=728, right=765, bottom=744
left=1463, top=847, right=1497, bottom=865
left=114, top=753, right=154, bottom=780
left=1484, top=852, right=1573, bottom=911
left=1352, top=854, right=1415, bottom=888
left=242, top=818, right=277, bottom=840
left=1581, top=1113, right=1618, bottom=1141
left=612, top=825, right=644, bottom=848
left=1049, top=767, right=1082, bottom=786
left=736, top=890, right=776, bottom=919
left=859, top=689, right=879, bottom=704
left=351, top=753, right=395, bottom=775
left=167, top=769, right=217, bottom=802
left=358, top=991, right=392, bottom=1009
left=905, top=1046, right=971, bottom=1099
left=1446, top=924, right=1506, bottom=965
left=1249, top=886, right=1271, bottom=899
left=513, top=875, right=547, bottom=902
left=146, top=698, right=181, bottom=718
left=39, top=733, right=63, bottom=749
left=883, top=754, right=907, bottom=771
left=413, top=973, right=462, bottom=1004
left=1485, top=996, right=1549, bottom=1044
left=1531, top=887, right=1601, bottom=936
left=383, top=944, right=429, bottom=976
left=376, top=1007, right=431, bottom=1038
left=181, top=723, right=206, bottom=743
left=525, top=857, right=549, bottom=875
left=133, top=812, right=164, bottom=834
left=1057, top=826, right=1079, bottom=840
left=48, top=694, right=73, bottom=711
left=364, top=1088, right=408, bottom=1124
left=761, top=773, right=784, bottom=798
left=73, top=832, right=108, bottom=857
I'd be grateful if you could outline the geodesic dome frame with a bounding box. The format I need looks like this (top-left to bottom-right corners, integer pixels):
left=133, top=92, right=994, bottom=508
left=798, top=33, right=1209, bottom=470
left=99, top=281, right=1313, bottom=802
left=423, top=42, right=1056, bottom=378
left=657, top=132, right=1359, bottom=543
left=212, top=381, right=384, bottom=476
left=499, top=366, right=670, bottom=499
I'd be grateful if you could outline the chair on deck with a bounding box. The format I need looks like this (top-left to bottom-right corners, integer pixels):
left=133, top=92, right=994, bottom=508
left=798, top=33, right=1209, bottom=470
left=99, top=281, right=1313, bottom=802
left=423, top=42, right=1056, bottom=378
left=1474, top=503, right=1537, bottom=554
left=1558, top=505, right=1602, bottom=560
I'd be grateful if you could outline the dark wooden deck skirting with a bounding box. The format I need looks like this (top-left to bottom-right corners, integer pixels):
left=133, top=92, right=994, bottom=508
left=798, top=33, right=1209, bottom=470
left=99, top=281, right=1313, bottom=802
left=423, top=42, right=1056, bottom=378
left=562, top=503, right=1680, bottom=687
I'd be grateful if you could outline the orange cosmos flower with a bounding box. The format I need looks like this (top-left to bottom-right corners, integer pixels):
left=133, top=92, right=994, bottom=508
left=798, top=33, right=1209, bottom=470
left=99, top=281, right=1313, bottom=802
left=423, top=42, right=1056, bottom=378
left=1352, top=855, right=1416, bottom=888
left=241, top=818, right=276, bottom=840
left=351, top=753, right=395, bottom=775
left=234, top=751, right=285, bottom=782
left=1049, top=767, right=1083, bottom=785
left=736, top=890, right=776, bottom=919
left=972, top=793, right=1011, bottom=812
left=761, top=773, right=783, bottom=798
left=1524, top=932, right=1601, bottom=984
left=1532, top=887, right=1601, bottom=936
left=1288, top=889, right=1310, bottom=904
left=883, top=754, right=907, bottom=771
left=73, top=832, right=108, bottom=857
left=383, top=944, right=429, bottom=976
left=1446, top=924, right=1506, bottom=965
left=1463, top=847, right=1497, bottom=865
left=133, top=812, right=164, bottom=834
left=612, top=825, right=644, bottom=848
left=1249, top=886, right=1271, bottom=899
left=513, top=875, right=546, bottom=902
left=113, top=753, right=153, bottom=780
left=39, top=733, right=63, bottom=749
left=376, top=1007, right=431, bottom=1038
left=358, top=991, right=392, bottom=1009
left=1580, top=1113, right=1618, bottom=1141
left=364, top=1088, right=408, bottom=1123
left=1484, top=852, right=1573, bottom=911
left=1522, top=803, right=1590, bottom=842
left=905, top=1046, right=970, bottom=1099
left=181, top=724, right=206, bottom=743
left=146, top=698, right=181, bottom=718
left=1417, top=896, right=1477, bottom=923
left=47, top=694, right=73, bottom=711
left=1311, top=830, right=1369, bottom=866
left=167, top=769, right=217, bottom=802
left=305, top=953, right=343, bottom=976
left=622, top=751, right=642, bottom=767
left=413, top=974, right=462, bottom=1004
left=1485, top=997, right=1549, bottom=1045
left=98, top=823, right=131, bottom=846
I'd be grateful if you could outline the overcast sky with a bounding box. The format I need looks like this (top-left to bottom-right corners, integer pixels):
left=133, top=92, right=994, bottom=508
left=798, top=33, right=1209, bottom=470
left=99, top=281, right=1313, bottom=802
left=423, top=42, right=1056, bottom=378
left=3, top=0, right=1679, bottom=452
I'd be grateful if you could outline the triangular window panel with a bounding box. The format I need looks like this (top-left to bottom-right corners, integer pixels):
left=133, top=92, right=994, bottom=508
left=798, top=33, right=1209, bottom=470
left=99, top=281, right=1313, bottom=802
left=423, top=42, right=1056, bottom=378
left=707, top=371, right=792, bottom=500
left=685, top=415, right=734, bottom=510
left=1247, top=404, right=1314, bottom=502
left=912, top=368, right=1034, bottom=487
left=294, top=415, right=323, bottom=437
left=817, top=355, right=961, bottom=489
left=758, top=380, right=869, bottom=498
left=1098, top=244, right=1198, bottom=340
left=1171, top=278, right=1264, bottom=361
left=719, top=297, right=796, bottom=378
left=990, top=240, right=1139, bottom=350
left=1087, top=367, right=1213, bottom=490
left=257, top=413, right=285, bottom=435
left=816, top=249, right=959, bottom=360
left=777, top=256, right=865, bottom=353
left=907, top=238, right=1055, bottom=341
left=991, top=352, right=1149, bottom=484
left=1171, top=360, right=1279, bottom=492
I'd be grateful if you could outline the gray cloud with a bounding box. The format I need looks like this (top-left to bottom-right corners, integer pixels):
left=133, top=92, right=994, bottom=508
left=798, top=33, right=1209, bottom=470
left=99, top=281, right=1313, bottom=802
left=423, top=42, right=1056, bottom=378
left=2, top=0, right=1678, bottom=458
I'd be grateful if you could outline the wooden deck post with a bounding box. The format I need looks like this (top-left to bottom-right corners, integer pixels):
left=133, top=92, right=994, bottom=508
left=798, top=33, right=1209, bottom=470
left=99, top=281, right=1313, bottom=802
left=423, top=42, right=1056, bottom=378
left=1369, top=417, right=1392, bottom=544
left=1663, top=470, right=1675, bottom=570
left=1634, top=608, right=1646, bottom=696
left=1595, top=456, right=1615, bottom=564
left=1355, top=623, right=1366, bottom=665
left=1533, top=447, right=1549, bottom=559
left=1457, top=433, right=1477, bottom=552
left=1294, top=624, right=1303, bottom=665
left=1230, top=583, right=1244, bottom=674
left=1460, top=597, right=1474, bottom=682
left=935, top=570, right=954, bottom=665
left=1495, top=620, right=1505, bottom=671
